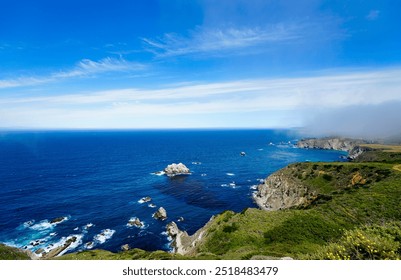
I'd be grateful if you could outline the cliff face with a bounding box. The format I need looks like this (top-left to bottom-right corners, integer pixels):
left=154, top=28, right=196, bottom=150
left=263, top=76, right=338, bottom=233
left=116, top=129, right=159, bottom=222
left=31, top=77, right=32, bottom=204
left=297, top=137, right=365, bottom=152
left=254, top=168, right=315, bottom=210
left=296, top=137, right=370, bottom=160
left=166, top=217, right=214, bottom=255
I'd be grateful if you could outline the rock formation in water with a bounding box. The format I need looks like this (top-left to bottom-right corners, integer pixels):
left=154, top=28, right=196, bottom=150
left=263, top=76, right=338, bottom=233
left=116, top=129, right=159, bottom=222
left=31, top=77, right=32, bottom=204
left=128, top=217, right=144, bottom=227
left=163, top=163, right=191, bottom=177
left=153, top=207, right=167, bottom=220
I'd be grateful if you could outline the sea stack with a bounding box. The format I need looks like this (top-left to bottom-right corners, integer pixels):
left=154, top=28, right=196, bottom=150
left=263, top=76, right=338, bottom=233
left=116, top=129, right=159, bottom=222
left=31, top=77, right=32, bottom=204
left=153, top=207, right=167, bottom=220
left=163, top=163, right=191, bottom=177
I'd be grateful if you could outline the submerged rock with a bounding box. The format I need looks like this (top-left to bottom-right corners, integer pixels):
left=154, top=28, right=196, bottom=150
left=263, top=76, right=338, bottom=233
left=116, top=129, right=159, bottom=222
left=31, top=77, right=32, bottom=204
left=153, top=207, right=167, bottom=220
left=139, top=196, right=152, bottom=203
left=50, top=217, right=66, bottom=224
left=163, top=163, right=191, bottom=177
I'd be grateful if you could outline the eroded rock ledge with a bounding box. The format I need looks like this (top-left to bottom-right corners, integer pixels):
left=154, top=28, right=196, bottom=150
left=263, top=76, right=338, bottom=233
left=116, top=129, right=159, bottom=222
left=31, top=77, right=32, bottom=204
left=166, top=217, right=214, bottom=255
left=253, top=168, right=315, bottom=211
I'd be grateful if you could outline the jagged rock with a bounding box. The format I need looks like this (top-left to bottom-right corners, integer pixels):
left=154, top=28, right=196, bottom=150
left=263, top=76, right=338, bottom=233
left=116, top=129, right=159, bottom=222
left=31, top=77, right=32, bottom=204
left=348, top=146, right=371, bottom=160
left=177, top=217, right=184, bottom=222
left=297, top=137, right=366, bottom=152
left=163, top=163, right=191, bottom=177
left=34, top=248, right=44, bottom=255
left=139, top=196, right=152, bottom=203
left=153, top=207, right=167, bottom=220
left=128, top=217, right=144, bottom=227
left=43, top=236, right=77, bottom=259
left=297, top=137, right=370, bottom=160
left=166, top=218, right=214, bottom=255
left=121, top=244, right=130, bottom=251
left=254, top=169, right=315, bottom=211
left=85, top=241, right=94, bottom=249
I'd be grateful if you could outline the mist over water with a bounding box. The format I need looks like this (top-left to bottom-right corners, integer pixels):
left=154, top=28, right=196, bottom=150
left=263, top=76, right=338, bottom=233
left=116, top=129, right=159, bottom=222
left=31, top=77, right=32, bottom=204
left=302, top=101, right=401, bottom=141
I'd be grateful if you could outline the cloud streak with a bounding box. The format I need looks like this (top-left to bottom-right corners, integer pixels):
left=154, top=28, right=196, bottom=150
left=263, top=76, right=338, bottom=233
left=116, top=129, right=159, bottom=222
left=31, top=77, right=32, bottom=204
left=1, top=67, right=401, bottom=131
left=142, top=24, right=303, bottom=57
left=0, top=57, right=145, bottom=89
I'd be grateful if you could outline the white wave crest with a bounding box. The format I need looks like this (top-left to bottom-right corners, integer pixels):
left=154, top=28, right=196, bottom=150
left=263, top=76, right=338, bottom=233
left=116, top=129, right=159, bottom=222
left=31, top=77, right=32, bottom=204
left=93, top=229, right=115, bottom=244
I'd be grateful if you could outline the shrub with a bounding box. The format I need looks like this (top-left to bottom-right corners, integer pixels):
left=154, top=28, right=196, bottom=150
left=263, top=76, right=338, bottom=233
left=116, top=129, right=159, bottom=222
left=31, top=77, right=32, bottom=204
left=307, top=222, right=401, bottom=260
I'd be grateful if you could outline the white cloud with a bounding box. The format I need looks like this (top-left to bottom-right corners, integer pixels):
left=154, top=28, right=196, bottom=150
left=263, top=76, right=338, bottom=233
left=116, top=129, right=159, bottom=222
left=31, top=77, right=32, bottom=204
left=1, top=67, right=401, bottom=129
left=0, top=57, right=145, bottom=89
left=143, top=24, right=303, bottom=57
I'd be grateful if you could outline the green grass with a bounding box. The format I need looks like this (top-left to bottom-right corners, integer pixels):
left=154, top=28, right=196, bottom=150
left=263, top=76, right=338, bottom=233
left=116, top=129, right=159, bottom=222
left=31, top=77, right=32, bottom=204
left=0, top=244, right=30, bottom=260
left=189, top=159, right=401, bottom=259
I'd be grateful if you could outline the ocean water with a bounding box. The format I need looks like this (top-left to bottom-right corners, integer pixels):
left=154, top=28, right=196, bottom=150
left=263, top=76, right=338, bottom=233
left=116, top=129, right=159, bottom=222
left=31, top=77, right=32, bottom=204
left=0, top=130, right=347, bottom=256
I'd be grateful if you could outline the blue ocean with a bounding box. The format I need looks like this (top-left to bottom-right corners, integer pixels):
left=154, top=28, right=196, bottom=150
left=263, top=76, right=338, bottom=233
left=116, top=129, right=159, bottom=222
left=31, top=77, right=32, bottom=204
left=0, top=130, right=346, bottom=256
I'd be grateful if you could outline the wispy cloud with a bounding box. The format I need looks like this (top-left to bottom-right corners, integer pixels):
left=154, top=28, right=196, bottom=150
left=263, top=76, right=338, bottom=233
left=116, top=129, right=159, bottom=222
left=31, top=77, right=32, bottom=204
left=366, top=10, right=380, bottom=21
left=142, top=24, right=303, bottom=57
left=0, top=57, right=146, bottom=89
left=1, top=67, right=401, bottom=129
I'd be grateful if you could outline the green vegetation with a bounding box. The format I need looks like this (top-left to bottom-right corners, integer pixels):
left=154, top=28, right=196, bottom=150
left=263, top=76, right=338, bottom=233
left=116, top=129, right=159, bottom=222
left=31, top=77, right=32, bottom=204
left=183, top=147, right=401, bottom=260
left=307, top=222, right=401, bottom=260
left=57, top=248, right=221, bottom=260
left=0, top=244, right=30, bottom=260
left=355, top=144, right=401, bottom=163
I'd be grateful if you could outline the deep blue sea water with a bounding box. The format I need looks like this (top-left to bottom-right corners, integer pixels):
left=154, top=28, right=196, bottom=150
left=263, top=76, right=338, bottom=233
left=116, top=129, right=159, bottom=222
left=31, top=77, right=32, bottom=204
left=0, top=130, right=346, bottom=256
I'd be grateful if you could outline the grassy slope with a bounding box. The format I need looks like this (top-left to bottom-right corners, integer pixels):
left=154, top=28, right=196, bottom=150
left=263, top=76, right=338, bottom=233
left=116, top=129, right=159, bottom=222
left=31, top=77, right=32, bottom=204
left=194, top=161, right=401, bottom=259
left=0, top=244, right=30, bottom=260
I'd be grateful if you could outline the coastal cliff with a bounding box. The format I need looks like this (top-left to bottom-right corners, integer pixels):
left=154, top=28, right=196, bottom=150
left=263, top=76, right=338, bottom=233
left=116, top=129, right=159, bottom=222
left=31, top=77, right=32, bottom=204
left=253, top=168, right=315, bottom=210
left=296, top=137, right=369, bottom=159
left=166, top=218, right=214, bottom=255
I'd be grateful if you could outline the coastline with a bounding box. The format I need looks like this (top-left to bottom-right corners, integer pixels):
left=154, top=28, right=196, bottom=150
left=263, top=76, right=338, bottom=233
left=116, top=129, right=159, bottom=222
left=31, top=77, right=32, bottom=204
left=2, top=136, right=401, bottom=260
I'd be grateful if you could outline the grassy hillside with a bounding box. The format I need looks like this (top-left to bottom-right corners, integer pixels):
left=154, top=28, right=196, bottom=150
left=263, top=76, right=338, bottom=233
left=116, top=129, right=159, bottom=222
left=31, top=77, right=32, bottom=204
left=192, top=161, right=401, bottom=259
left=0, top=244, right=30, bottom=260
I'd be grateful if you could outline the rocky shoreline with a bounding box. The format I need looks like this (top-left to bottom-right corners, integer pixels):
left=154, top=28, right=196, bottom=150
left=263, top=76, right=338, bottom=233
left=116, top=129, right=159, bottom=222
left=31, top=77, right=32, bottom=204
left=296, top=137, right=370, bottom=159
left=167, top=137, right=374, bottom=254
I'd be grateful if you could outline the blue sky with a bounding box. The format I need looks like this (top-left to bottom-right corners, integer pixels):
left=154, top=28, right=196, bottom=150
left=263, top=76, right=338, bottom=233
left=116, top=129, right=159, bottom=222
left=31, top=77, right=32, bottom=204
left=1, top=0, right=401, bottom=135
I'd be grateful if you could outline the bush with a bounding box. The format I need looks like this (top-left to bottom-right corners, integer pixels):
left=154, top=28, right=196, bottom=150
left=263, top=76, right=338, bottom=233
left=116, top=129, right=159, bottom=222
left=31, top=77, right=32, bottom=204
left=307, top=222, right=401, bottom=260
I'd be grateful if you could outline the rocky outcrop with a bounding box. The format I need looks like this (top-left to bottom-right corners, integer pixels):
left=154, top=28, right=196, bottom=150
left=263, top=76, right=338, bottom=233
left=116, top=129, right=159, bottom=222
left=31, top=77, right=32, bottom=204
left=153, top=207, right=167, bottom=220
left=296, top=137, right=366, bottom=152
left=254, top=169, right=316, bottom=211
left=121, top=244, right=130, bottom=251
left=348, top=145, right=371, bottom=160
left=128, top=217, right=144, bottom=227
left=166, top=217, right=214, bottom=255
left=164, top=163, right=191, bottom=177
